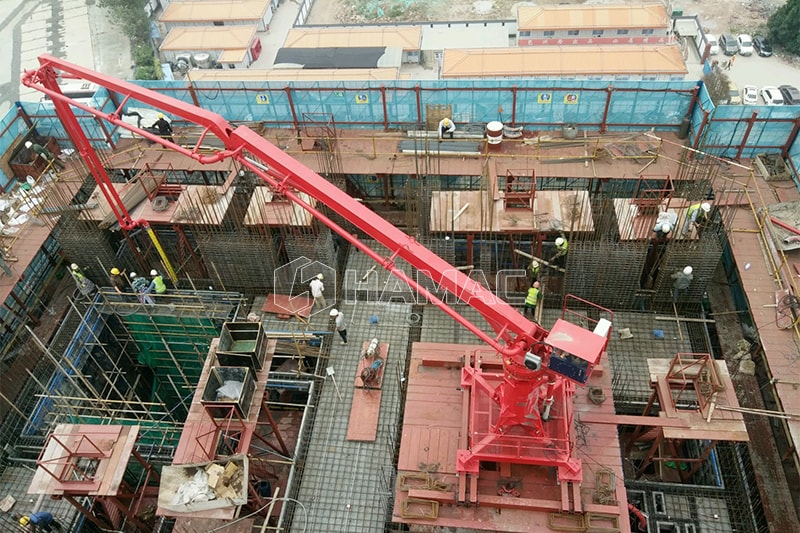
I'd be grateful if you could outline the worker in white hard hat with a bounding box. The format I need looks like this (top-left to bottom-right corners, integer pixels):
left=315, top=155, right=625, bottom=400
left=151, top=112, right=174, bottom=142
left=330, top=308, right=348, bottom=344
left=68, top=263, right=96, bottom=297
left=149, top=269, right=167, bottom=295
left=524, top=281, right=542, bottom=318
left=438, top=117, right=456, bottom=140
left=309, top=273, right=326, bottom=310
left=528, top=260, right=540, bottom=281
left=671, top=265, right=694, bottom=303
left=653, top=222, right=673, bottom=241
left=681, top=202, right=711, bottom=237
left=129, top=272, right=154, bottom=305
left=25, top=140, right=65, bottom=169
left=551, top=235, right=569, bottom=268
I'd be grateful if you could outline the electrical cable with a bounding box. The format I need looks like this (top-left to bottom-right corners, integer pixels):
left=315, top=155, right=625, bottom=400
left=205, top=496, right=309, bottom=532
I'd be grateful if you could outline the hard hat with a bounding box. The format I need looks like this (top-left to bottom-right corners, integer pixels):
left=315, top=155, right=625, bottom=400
left=555, top=237, right=565, bottom=246
left=130, top=272, right=137, bottom=278
left=533, top=281, right=540, bottom=288
left=661, top=223, right=672, bottom=233
left=19, top=516, right=30, bottom=526
left=443, top=118, right=451, bottom=125
left=150, top=269, right=158, bottom=276
left=70, top=263, right=79, bottom=270
left=316, top=273, right=324, bottom=280
left=330, top=309, right=339, bottom=317
left=158, top=113, right=164, bottom=119
left=111, top=267, right=120, bottom=275
left=531, top=261, right=539, bottom=268
left=683, top=266, right=693, bottom=275
left=25, top=141, right=32, bottom=149
left=701, top=202, right=711, bottom=212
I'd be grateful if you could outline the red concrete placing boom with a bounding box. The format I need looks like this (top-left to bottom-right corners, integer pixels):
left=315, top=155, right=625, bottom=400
left=22, top=55, right=613, bottom=490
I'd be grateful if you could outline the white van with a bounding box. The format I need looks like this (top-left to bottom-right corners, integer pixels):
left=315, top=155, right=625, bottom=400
left=704, top=34, right=720, bottom=56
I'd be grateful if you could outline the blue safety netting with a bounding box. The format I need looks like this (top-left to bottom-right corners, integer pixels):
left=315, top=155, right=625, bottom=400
left=3, top=78, right=799, bottom=188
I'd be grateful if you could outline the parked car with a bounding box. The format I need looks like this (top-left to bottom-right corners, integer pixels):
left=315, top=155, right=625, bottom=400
left=753, top=36, right=772, bottom=57
left=742, top=85, right=759, bottom=105
left=719, top=33, right=739, bottom=56
left=704, top=33, right=720, bottom=56
left=727, top=82, right=742, bottom=105
left=737, top=34, right=754, bottom=56
left=779, top=85, right=800, bottom=105
left=761, top=86, right=784, bottom=105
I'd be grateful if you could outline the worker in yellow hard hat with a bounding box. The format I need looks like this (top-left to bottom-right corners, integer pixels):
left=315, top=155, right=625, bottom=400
left=438, top=117, right=455, bottom=139
left=151, top=112, right=174, bottom=142
left=109, top=267, right=128, bottom=294
left=14, top=510, right=62, bottom=531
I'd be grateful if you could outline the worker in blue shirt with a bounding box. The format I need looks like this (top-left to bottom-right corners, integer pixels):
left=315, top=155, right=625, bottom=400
left=16, top=511, right=62, bottom=532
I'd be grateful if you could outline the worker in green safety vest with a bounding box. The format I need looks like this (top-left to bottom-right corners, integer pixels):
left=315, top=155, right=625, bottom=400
left=528, top=260, right=540, bottom=282
left=149, top=269, right=167, bottom=295
left=681, top=202, right=710, bottom=236
left=524, top=281, right=541, bottom=318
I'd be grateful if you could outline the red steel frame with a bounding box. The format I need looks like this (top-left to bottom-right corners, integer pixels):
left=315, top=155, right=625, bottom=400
left=22, top=55, right=613, bottom=486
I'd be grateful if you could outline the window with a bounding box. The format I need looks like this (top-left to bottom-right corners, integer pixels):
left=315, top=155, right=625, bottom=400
left=543, top=30, right=555, bottom=37
left=642, top=28, right=654, bottom=35
left=519, top=31, right=531, bottom=37
left=592, top=29, right=604, bottom=37
left=568, top=30, right=579, bottom=36
left=617, top=29, right=628, bottom=35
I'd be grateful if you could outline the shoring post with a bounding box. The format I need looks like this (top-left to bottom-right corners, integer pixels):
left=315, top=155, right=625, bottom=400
left=380, top=85, right=389, bottom=131
left=735, top=110, right=759, bottom=161
left=415, top=85, right=422, bottom=124
left=600, top=86, right=614, bottom=133
left=285, top=85, right=299, bottom=131
left=690, top=109, right=710, bottom=158
left=511, top=86, right=517, bottom=127
left=781, top=115, right=800, bottom=158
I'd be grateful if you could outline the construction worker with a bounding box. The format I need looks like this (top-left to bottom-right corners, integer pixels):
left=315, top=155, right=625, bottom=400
left=528, top=260, right=540, bottom=282
left=68, top=263, right=96, bottom=297
left=552, top=236, right=568, bottom=268
left=109, top=267, right=128, bottom=294
left=671, top=266, right=693, bottom=302
left=151, top=113, right=174, bottom=142
left=438, top=117, right=455, bottom=139
left=149, top=269, right=167, bottom=295
left=330, top=308, right=348, bottom=345
left=681, top=202, right=711, bottom=236
left=130, top=272, right=154, bottom=305
left=524, top=281, right=541, bottom=318
left=309, top=273, right=326, bottom=310
left=653, top=222, right=673, bottom=242
left=15, top=511, right=62, bottom=532
left=25, top=140, right=65, bottom=169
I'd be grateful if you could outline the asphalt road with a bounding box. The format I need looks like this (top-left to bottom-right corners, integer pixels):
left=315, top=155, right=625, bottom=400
left=0, top=0, right=131, bottom=116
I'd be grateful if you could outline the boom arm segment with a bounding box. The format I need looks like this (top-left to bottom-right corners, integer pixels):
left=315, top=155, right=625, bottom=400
left=21, top=54, right=544, bottom=357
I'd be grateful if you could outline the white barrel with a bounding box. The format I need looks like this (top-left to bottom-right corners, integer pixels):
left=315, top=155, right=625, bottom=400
left=486, top=121, right=504, bottom=149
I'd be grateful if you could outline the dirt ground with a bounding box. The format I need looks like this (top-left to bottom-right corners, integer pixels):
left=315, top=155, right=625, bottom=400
left=305, top=0, right=786, bottom=35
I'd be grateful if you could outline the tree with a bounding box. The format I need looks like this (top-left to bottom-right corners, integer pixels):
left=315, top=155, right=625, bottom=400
left=768, top=0, right=800, bottom=55
left=97, top=0, right=150, bottom=45
left=703, top=68, right=731, bottom=106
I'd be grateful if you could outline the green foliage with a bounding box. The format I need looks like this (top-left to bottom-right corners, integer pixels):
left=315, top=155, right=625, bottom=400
left=97, top=0, right=149, bottom=44
left=133, top=44, right=159, bottom=80
left=703, top=69, right=731, bottom=106
left=768, top=0, right=800, bottom=54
